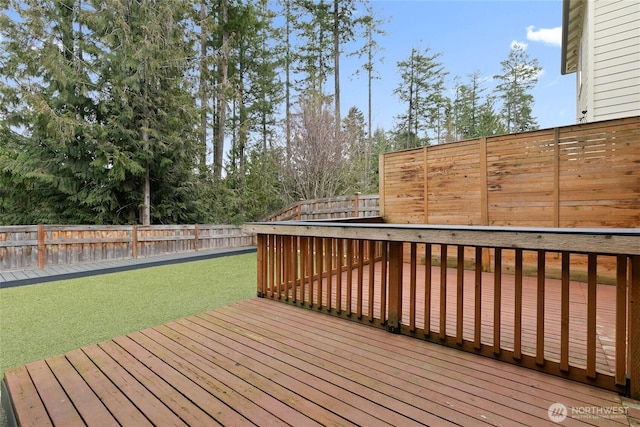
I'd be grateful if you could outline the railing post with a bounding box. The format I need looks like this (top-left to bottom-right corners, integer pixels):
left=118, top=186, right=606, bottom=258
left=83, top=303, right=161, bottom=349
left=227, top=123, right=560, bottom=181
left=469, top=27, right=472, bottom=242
left=387, top=241, right=403, bottom=333
left=630, top=255, right=640, bottom=399
left=37, top=224, right=45, bottom=269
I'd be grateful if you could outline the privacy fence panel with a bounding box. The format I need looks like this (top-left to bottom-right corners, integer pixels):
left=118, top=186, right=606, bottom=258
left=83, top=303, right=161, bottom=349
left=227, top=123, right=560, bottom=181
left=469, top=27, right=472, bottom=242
left=380, top=116, right=640, bottom=228
left=379, top=116, right=640, bottom=280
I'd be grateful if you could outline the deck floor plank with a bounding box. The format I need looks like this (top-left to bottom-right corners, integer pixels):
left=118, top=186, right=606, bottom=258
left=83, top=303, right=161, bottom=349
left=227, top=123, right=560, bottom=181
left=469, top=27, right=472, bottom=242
left=45, top=355, right=118, bottom=427
left=64, top=348, right=153, bottom=426
left=80, top=344, right=187, bottom=426
left=149, top=324, right=331, bottom=426
left=232, top=299, right=622, bottom=427
left=4, top=297, right=635, bottom=426
left=26, top=359, right=85, bottom=427
left=179, top=315, right=405, bottom=426
left=100, top=337, right=226, bottom=426
left=222, top=301, right=550, bottom=426
left=242, top=298, right=629, bottom=426
left=196, top=310, right=458, bottom=427
left=3, top=366, right=53, bottom=427
left=212, top=305, right=502, bottom=426
left=124, top=330, right=285, bottom=426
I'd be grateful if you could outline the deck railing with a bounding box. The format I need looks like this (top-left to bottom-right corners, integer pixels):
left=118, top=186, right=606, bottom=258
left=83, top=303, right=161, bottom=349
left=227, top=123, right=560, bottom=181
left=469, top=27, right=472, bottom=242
left=244, top=221, right=640, bottom=398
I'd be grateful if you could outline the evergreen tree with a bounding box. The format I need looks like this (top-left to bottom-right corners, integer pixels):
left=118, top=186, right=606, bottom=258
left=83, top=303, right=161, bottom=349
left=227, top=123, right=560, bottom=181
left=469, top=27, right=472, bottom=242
left=1, top=0, right=202, bottom=224
left=292, top=0, right=333, bottom=97
left=393, top=46, right=447, bottom=148
left=494, top=43, right=541, bottom=133
left=351, top=5, right=386, bottom=184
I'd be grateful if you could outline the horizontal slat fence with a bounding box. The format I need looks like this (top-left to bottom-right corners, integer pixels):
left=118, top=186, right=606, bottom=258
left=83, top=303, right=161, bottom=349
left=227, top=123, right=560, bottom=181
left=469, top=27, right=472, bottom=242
left=265, top=193, right=380, bottom=221
left=245, top=221, right=640, bottom=399
left=0, top=224, right=255, bottom=271
left=380, top=116, right=640, bottom=282
left=379, top=116, right=640, bottom=228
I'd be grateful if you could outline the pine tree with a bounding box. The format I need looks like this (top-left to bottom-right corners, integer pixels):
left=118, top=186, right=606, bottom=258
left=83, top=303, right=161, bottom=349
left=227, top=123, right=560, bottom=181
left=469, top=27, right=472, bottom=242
left=351, top=5, right=387, bottom=186
left=494, top=43, right=541, bottom=133
left=394, top=46, right=447, bottom=148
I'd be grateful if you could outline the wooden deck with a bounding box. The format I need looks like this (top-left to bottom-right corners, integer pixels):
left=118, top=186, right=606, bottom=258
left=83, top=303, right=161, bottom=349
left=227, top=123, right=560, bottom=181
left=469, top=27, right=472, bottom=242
left=3, top=297, right=637, bottom=426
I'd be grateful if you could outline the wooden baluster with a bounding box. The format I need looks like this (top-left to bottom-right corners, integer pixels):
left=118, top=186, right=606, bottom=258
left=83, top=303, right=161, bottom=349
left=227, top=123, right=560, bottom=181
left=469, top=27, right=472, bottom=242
left=291, top=236, right=298, bottom=302
left=283, top=236, right=291, bottom=301
left=268, top=234, right=275, bottom=299
left=514, top=249, right=523, bottom=360
left=586, top=253, right=597, bottom=379
left=276, top=235, right=283, bottom=299
left=380, top=242, right=388, bottom=326
left=357, top=240, right=365, bottom=319
left=560, top=252, right=570, bottom=372
left=368, top=240, right=376, bottom=322
left=317, top=237, right=325, bottom=309
left=440, top=244, right=448, bottom=340
left=307, top=236, right=314, bottom=306
left=256, top=234, right=265, bottom=297
left=410, top=242, right=417, bottom=332
left=493, top=248, right=502, bottom=355
left=615, top=255, right=627, bottom=386
left=325, top=238, right=332, bottom=311
left=474, top=247, right=482, bottom=350
left=347, top=239, right=353, bottom=315
left=336, top=239, right=343, bottom=313
left=425, top=244, right=432, bottom=338
left=536, top=250, right=545, bottom=366
left=456, top=245, right=464, bottom=345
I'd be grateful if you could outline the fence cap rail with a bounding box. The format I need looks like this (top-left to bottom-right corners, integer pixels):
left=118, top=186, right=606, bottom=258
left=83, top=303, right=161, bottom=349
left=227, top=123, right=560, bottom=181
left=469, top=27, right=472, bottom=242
left=244, top=221, right=640, bottom=256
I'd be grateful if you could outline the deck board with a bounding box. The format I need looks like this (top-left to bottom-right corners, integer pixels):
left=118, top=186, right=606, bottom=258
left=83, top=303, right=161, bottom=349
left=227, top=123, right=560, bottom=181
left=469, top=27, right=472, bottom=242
left=3, top=298, right=635, bottom=426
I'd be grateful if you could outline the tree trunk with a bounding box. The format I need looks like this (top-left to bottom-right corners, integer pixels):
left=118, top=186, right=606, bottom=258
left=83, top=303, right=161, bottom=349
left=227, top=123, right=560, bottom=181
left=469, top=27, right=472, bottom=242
left=333, top=0, right=340, bottom=129
left=199, top=0, right=208, bottom=172
left=214, top=0, right=228, bottom=180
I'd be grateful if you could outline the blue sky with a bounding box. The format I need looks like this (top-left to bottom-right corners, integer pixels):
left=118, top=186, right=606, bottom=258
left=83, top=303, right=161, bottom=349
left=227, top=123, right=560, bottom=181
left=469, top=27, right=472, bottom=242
left=340, top=0, right=577, bottom=133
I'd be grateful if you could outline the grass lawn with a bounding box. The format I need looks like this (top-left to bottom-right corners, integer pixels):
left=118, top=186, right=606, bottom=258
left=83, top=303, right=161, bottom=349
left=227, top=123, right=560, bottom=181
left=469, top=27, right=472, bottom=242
left=0, top=253, right=256, bottom=375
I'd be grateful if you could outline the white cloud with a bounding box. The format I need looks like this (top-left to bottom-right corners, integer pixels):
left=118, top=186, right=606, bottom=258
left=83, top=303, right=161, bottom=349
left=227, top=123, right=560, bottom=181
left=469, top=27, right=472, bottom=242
left=526, top=25, right=562, bottom=46
left=511, top=40, right=528, bottom=50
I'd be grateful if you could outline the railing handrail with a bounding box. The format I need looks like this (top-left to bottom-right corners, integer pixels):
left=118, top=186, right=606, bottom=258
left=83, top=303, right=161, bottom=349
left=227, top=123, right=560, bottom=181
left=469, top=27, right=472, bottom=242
left=245, top=221, right=640, bottom=256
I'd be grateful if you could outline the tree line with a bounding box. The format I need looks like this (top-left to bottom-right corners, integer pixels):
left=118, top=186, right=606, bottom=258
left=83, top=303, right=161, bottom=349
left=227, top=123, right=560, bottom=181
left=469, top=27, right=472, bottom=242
left=0, top=0, right=541, bottom=225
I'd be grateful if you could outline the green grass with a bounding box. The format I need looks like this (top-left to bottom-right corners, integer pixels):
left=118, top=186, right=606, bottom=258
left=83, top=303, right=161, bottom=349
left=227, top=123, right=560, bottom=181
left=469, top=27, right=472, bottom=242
left=0, top=253, right=256, bottom=375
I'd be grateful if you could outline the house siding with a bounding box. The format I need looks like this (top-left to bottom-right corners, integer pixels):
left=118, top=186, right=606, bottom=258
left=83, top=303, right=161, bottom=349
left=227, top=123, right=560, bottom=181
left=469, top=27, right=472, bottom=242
left=592, top=0, right=640, bottom=121
left=576, top=3, right=591, bottom=121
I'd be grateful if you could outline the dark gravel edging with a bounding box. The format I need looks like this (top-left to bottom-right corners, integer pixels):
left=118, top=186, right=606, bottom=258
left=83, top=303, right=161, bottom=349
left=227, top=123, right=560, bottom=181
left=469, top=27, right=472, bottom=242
left=0, top=247, right=257, bottom=289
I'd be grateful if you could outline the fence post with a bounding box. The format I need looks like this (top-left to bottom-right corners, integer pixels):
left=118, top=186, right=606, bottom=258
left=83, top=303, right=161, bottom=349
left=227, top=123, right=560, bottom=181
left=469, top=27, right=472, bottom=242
left=353, top=192, right=360, bottom=218
left=194, top=224, right=199, bottom=251
left=387, top=241, right=403, bottom=333
left=132, top=225, right=138, bottom=259
left=37, top=224, right=45, bottom=269
left=296, top=200, right=302, bottom=220
left=630, top=255, right=640, bottom=399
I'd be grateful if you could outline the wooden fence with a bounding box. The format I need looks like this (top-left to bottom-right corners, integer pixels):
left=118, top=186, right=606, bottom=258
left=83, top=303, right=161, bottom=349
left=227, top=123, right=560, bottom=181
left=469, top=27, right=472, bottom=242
left=265, top=193, right=380, bottom=221
left=379, top=116, right=640, bottom=228
left=245, top=221, right=640, bottom=399
left=379, top=116, right=640, bottom=281
left=0, top=224, right=255, bottom=271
